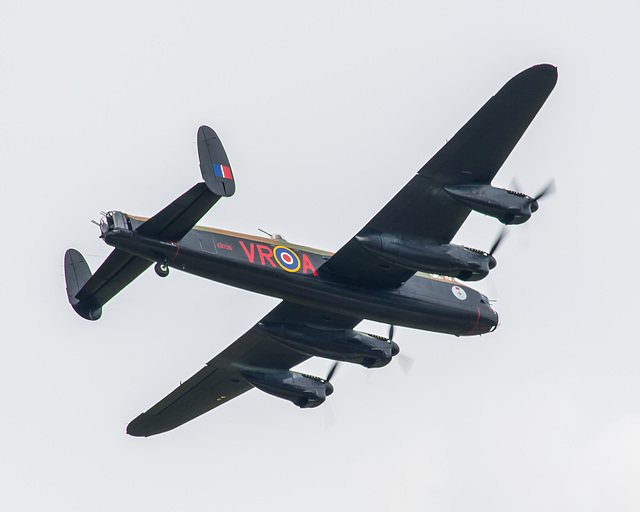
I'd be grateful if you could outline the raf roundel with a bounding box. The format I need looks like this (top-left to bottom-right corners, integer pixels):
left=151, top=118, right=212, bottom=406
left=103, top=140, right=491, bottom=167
left=273, top=246, right=301, bottom=272
left=451, top=285, right=467, bottom=300
left=212, top=163, right=233, bottom=180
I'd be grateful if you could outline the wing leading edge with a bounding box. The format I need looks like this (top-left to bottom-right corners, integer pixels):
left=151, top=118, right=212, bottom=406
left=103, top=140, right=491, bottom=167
left=319, top=64, right=557, bottom=288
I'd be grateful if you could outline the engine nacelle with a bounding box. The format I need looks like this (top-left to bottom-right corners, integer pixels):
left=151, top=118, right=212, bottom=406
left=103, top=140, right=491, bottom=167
left=258, top=322, right=399, bottom=368
left=356, top=232, right=495, bottom=281
left=239, top=368, right=333, bottom=408
left=444, top=184, right=538, bottom=225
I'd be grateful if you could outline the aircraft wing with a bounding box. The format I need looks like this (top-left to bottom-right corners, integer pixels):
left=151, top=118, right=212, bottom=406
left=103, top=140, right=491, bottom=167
left=319, top=64, right=557, bottom=288
left=127, top=302, right=360, bottom=437
left=73, top=248, right=152, bottom=308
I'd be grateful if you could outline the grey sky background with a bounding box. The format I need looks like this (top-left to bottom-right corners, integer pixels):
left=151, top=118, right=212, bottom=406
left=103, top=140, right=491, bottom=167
left=2, top=1, right=639, bottom=510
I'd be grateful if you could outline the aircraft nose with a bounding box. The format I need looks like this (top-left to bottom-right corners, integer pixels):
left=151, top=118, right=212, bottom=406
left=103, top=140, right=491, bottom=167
left=481, top=306, right=499, bottom=333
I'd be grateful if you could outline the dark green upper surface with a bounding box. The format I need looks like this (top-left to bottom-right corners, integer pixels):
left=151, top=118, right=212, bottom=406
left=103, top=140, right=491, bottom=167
left=319, top=64, right=557, bottom=287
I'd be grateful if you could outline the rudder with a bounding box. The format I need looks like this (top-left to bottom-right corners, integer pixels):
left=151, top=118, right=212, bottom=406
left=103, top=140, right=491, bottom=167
left=64, top=249, right=102, bottom=321
left=197, top=125, right=235, bottom=197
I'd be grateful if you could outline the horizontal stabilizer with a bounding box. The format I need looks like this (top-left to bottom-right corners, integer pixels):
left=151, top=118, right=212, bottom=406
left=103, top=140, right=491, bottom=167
left=198, top=125, right=235, bottom=197
left=64, top=249, right=102, bottom=320
left=134, top=183, right=221, bottom=241
left=67, top=248, right=152, bottom=319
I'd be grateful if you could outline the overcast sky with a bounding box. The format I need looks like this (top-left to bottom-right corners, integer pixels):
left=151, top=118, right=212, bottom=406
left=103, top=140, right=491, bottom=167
left=2, top=1, right=639, bottom=511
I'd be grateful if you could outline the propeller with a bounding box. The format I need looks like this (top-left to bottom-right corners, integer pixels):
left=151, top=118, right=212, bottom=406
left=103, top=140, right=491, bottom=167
left=485, top=228, right=508, bottom=270
left=388, top=325, right=413, bottom=374
left=319, top=362, right=340, bottom=427
left=510, top=177, right=555, bottom=213
left=489, top=227, right=508, bottom=256
left=324, top=401, right=337, bottom=428
left=510, top=177, right=555, bottom=202
left=509, top=177, right=523, bottom=194
left=326, top=361, right=339, bottom=383
left=534, top=179, right=555, bottom=201
left=530, top=179, right=555, bottom=212
left=320, top=361, right=339, bottom=401
left=388, top=325, right=400, bottom=357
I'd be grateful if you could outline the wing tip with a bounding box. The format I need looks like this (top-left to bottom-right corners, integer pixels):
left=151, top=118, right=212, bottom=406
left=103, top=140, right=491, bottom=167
left=126, top=414, right=155, bottom=437
left=532, top=62, right=558, bottom=81
left=514, top=63, right=558, bottom=94
left=127, top=413, right=180, bottom=437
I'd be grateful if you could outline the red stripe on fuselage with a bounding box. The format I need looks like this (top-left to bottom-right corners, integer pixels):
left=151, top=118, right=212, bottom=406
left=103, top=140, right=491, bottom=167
left=466, top=307, right=481, bottom=335
left=169, top=241, right=180, bottom=261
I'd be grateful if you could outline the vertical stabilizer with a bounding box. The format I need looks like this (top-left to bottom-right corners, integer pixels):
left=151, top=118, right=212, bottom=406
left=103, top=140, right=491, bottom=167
left=197, top=125, right=235, bottom=197
left=64, top=249, right=102, bottom=320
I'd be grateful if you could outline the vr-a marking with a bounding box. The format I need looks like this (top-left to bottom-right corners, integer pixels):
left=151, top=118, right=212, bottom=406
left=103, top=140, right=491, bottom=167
left=239, top=240, right=317, bottom=275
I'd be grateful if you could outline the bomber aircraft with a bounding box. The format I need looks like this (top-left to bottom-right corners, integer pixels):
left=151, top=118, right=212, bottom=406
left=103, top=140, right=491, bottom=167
left=64, top=64, right=557, bottom=436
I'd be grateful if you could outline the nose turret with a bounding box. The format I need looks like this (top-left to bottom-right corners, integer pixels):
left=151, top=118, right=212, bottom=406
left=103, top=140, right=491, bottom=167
left=478, top=304, right=499, bottom=333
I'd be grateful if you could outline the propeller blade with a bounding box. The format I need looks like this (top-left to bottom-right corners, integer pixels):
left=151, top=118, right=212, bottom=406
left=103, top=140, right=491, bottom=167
left=388, top=324, right=395, bottom=341
left=398, top=353, right=414, bottom=375
left=324, top=402, right=337, bottom=428
left=534, top=179, right=556, bottom=201
left=489, top=228, right=508, bottom=256
left=326, top=362, right=339, bottom=382
left=509, top=177, right=522, bottom=194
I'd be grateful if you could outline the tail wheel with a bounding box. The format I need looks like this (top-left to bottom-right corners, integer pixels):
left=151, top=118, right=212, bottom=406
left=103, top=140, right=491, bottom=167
left=154, top=262, right=169, bottom=278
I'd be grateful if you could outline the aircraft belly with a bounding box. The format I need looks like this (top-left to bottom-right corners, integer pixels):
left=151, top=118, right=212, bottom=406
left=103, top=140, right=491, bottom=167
left=105, top=229, right=483, bottom=335
left=181, top=256, right=475, bottom=334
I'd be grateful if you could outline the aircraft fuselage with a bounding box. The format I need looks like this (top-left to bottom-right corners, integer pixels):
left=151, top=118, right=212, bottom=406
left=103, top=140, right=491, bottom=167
left=102, top=214, right=498, bottom=336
